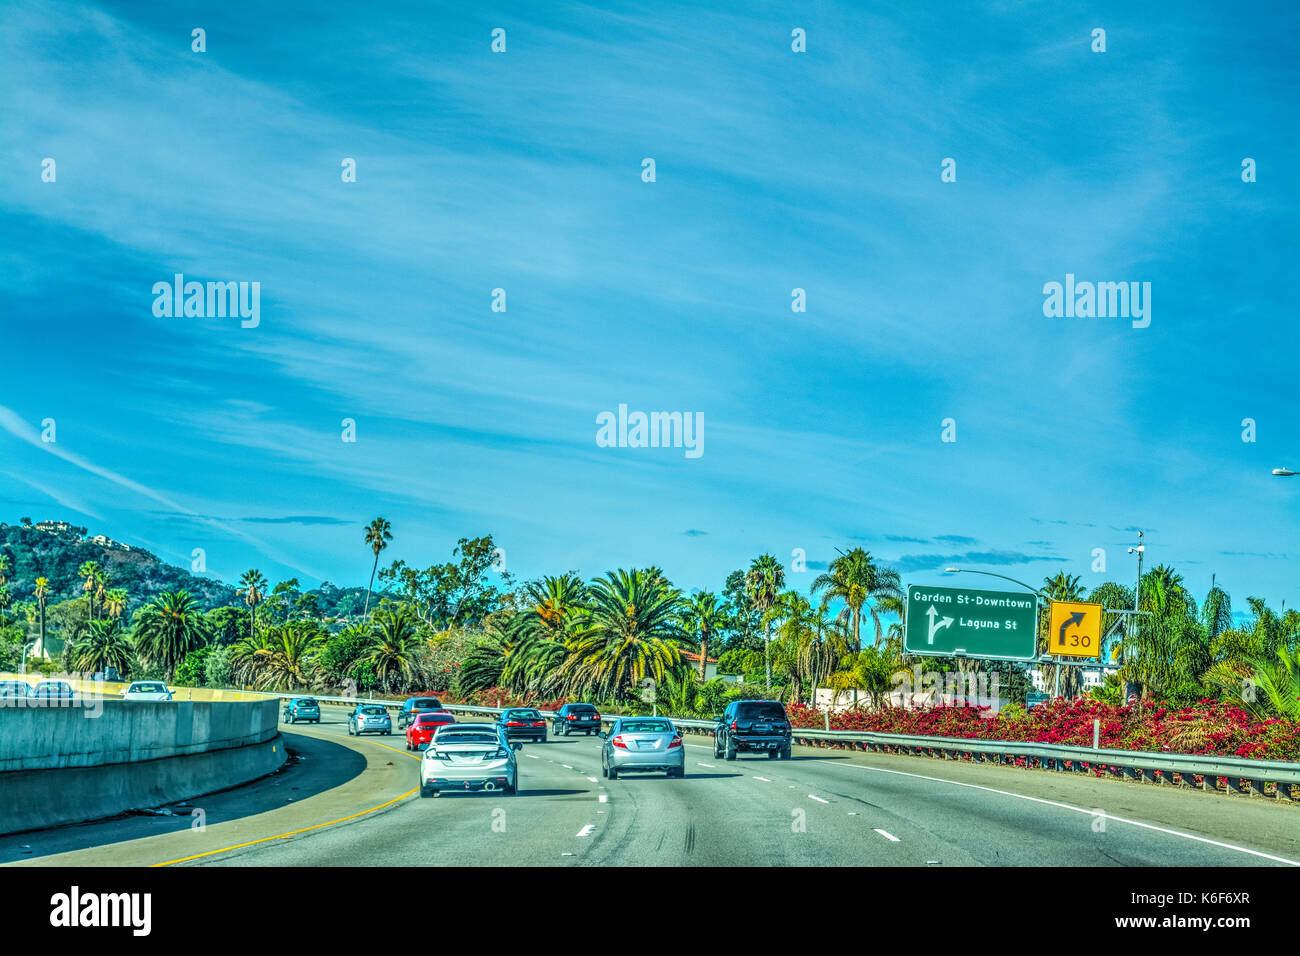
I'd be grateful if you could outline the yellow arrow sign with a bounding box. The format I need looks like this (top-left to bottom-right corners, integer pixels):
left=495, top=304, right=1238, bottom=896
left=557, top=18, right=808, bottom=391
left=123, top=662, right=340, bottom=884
left=1048, top=601, right=1103, bottom=657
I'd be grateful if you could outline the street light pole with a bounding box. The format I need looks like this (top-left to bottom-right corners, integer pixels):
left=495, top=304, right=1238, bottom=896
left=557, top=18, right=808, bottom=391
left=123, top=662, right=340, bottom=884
left=943, top=568, right=1042, bottom=595
left=1125, top=532, right=1145, bottom=703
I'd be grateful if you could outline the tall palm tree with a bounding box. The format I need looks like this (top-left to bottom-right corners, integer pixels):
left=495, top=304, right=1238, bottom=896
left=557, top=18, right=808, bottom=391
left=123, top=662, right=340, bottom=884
left=744, top=554, right=785, bottom=689
left=238, top=569, right=268, bottom=640
left=134, top=590, right=205, bottom=679
left=33, top=576, right=49, bottom=662
left=78, top=560, right=104, bottom=620
left=811, top=548, right=903, bottom=654
left=680, top=590, right=728, bottom=682
left=553, top=569, right=685, bottom=700
left=70, top=619, right=134, bottom=676
left=362, top=517, right=393, bottom=618
left=366, top=605, right=419, bottom=691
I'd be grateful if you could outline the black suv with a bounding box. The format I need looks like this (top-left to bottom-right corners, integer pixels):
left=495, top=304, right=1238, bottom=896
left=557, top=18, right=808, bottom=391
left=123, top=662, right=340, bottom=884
left=713, top=700, right=792, bottom=760
left=398, top=696, right=444, bottom=730
left=552, top=702, right=601, bottom=736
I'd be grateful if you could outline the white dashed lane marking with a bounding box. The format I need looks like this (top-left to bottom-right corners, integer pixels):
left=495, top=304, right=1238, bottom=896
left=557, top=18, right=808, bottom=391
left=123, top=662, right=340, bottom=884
left=874, top=829, right=901, bottom=842
left=576, top=825, right=595, bottom=837
left=808, top=795, right=829, bottom=804
left=754, top=776, right=771, bottom=782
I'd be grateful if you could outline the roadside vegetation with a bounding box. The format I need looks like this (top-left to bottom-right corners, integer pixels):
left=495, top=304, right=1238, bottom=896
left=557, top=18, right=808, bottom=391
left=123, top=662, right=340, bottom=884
left=1, top=520, right=1296, bottom=757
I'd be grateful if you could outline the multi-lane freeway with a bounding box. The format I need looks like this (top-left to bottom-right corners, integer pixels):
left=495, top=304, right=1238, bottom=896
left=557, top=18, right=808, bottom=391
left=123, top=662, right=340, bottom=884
left=3, top=711, right=1297, bottom=867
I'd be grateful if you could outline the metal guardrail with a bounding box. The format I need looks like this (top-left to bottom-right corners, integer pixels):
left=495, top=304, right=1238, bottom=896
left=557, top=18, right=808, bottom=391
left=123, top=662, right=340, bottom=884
left=266, top=692, right=1300, bottom=800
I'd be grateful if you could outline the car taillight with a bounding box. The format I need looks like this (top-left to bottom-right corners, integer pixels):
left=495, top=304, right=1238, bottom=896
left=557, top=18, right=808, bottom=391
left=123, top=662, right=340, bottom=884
left=567, top=714, right=578, bottom=719
left=505, top=721, right=522, bottom=727
left=611, top=735, right=628, bottom=749
left=730, top=720, right=738, bottom=730
left=591, top=714, right=600, bottom=720
left=669, top=737, right=682, bottom=749
left=531, top=721, right=544, bottom=727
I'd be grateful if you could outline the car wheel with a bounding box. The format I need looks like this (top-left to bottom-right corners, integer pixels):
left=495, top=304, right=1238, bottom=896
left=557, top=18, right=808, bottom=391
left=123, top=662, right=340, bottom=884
left=601, top=758, right=608, bottom=778
left=505, top=775, right=517, bottom=795
left=607, top=763, right=618, bottom=780
left=768, top=750, right=779, bottom=759
left=725, top=737, right=737, bottom=761
left=782, top=745, right=792, bottom=760
left=712, top=737, right=721, bottom=758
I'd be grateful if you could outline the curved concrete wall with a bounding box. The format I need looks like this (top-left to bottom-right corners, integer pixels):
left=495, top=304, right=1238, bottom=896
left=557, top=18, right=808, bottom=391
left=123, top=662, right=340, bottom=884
left=0, top=700, right=287, bottom=835
left=0, top=699, right=280, bottom=772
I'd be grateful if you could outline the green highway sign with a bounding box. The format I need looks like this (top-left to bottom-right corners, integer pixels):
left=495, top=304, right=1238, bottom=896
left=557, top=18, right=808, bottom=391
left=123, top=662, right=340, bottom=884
left=904, top=584, right=1038, bottom=661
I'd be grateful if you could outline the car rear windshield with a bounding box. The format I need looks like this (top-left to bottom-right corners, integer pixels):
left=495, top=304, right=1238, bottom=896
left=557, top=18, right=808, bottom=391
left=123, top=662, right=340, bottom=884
left=360, top=706, right=387, bottom=716
left=620, top=721, right=672, bottom=733
left=296, top=699, right=317, bottom=706
left=506, top=710, right=540, bottom=718
left=133, top=683, right=165, bottom=693
left=418, top=714, right=451, bottom=723
left=736, top=702, right=787, bottom=720
left=413, top=699, right=441, bottom=708
left=569, top=705, right=597, bottom=714
left=435, top=732, right=498, bottom=745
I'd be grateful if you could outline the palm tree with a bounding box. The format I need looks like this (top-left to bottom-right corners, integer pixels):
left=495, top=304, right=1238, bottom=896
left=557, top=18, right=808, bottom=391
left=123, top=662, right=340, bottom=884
left=502, top=574, right=586, bottom=693
left=133, top=590, right=206, bottom=679
left=553, top=569, right=685, bottom=699
left=362, top=517, right=393, bottom=618
left=104, top=588, right=128, bottom=620
left=366, top=605, right=420, bottom=691
left=238, top=569, right=268, bottom=641
left=811, top=548, right=903, bottom=654
left=70, top=619, right=134, bottom=676
left=744, top=554, right=785, bottom=689
left=680, top=590, right=728, bottom=682
left=78, top=560, right=104, bottom=620
left=33, top=576, right=49, bottom=663
left=239, top=621, right=325, bottom=691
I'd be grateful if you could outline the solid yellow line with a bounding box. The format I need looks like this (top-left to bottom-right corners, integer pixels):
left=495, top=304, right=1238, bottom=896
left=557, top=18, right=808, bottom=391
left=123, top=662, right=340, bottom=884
left=152, top=734, right=421, bottom=867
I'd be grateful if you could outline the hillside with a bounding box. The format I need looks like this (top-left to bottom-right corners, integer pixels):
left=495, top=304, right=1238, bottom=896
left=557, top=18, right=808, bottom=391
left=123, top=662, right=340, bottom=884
left=0, top=522, right=238, bottom=614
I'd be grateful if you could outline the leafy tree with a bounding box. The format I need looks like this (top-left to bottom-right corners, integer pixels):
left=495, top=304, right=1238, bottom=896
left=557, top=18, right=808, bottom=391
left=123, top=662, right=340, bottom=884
left=175, top=645, right=214, bottom=687
left=380, top=535, right=509, bottom=630
left=501, top=574, right=585, bottom=693
left=719, top=570, right=762, bottom=654
left=204, top=646, right=233, bottom=687
left=204, top=606, right=247, bottom=647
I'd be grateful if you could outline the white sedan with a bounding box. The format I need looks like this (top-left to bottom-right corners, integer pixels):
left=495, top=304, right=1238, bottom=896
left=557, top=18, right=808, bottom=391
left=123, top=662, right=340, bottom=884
left=122, top=681, right=174, bottom=701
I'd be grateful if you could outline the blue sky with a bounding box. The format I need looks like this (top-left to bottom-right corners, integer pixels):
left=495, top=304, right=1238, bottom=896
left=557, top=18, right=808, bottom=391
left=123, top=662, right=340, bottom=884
left=1, top=1, right=1297, bottom=614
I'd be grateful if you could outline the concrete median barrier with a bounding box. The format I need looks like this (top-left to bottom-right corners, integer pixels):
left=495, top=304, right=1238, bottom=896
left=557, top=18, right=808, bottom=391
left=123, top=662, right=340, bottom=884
left=0, top=699, right=287, bottom=835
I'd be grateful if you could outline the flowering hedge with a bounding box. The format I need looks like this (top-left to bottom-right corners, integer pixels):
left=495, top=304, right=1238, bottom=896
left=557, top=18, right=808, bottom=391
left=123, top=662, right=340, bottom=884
left=784, top=698, right=1300, bottom=761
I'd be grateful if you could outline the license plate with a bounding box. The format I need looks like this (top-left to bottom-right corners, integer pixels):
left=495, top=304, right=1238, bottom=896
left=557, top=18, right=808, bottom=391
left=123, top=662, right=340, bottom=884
left=755, top=724, right=771, bottom=732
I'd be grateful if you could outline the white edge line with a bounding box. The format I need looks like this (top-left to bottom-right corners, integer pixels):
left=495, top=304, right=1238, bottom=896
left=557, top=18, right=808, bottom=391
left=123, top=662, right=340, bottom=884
left=848, top=763, right=1300, bottom=866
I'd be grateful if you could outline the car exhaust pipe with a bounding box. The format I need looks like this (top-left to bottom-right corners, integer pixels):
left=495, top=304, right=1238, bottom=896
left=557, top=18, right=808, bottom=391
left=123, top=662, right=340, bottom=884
left=484, top=781, right=496, bottom=791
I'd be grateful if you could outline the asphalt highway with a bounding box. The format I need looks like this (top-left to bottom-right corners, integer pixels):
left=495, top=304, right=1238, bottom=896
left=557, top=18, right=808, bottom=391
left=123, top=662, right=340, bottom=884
left=3, top=711, right=1297, bottom=867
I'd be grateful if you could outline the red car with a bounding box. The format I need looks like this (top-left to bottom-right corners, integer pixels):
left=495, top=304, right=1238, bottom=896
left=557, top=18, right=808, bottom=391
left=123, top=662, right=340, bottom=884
left=406, top=711, right=456, bottom=750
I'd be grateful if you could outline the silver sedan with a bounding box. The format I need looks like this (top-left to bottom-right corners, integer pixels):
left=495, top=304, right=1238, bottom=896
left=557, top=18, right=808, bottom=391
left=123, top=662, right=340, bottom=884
left=420, top=724, right=519, bottom=796
left=599, top=718, right=686, bottom=779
